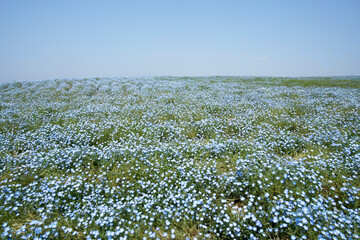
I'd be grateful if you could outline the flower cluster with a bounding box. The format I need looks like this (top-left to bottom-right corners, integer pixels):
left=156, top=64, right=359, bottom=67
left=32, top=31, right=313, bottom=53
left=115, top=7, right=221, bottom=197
left=0, top=76, right=359, bottom=239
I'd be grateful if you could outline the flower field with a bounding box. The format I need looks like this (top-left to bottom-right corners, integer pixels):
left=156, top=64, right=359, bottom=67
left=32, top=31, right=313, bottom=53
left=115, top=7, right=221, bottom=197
left=0, top=76, right=360, bottom=239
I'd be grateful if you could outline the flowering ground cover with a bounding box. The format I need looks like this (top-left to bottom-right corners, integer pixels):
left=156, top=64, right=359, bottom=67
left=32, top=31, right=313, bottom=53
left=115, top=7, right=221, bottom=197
left=0, top=76, right=359, bottom=239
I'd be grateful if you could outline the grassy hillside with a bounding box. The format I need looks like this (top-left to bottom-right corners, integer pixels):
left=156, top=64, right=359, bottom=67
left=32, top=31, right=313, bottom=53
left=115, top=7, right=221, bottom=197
left=0, top=76, right=359, bottom=239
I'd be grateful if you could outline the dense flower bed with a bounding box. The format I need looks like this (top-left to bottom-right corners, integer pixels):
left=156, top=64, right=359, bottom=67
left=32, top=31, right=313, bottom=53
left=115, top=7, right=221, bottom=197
left=0, top=77, right=359, bottom=239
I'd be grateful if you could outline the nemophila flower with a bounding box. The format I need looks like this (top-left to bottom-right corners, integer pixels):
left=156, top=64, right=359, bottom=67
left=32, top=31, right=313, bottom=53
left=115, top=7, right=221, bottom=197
left=272, top=216, right=279, bottom=223
left=34, top=227, right=42, bottom=235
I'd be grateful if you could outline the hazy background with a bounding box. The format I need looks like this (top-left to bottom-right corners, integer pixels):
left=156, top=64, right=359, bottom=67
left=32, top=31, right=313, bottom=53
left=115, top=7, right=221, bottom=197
left=1, top=0, right=359, bottom=82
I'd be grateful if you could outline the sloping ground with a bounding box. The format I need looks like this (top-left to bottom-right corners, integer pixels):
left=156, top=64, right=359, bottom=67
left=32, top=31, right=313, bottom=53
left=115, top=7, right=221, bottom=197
left=0, top=76, right=359, bottom=239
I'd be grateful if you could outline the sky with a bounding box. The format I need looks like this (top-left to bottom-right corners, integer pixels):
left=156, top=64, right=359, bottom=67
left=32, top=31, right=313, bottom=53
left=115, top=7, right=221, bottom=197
left=0, top=0, right=360, bottom=82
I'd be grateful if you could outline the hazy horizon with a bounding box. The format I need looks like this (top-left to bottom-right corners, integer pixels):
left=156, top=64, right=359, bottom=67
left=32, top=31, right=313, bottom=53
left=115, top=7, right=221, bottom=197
left=1, top=0, right=360, bottom=83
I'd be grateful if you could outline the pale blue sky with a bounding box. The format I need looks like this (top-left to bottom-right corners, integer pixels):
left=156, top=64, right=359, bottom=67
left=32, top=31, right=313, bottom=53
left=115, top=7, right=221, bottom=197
left=0, top=0, right=359, bottom=82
